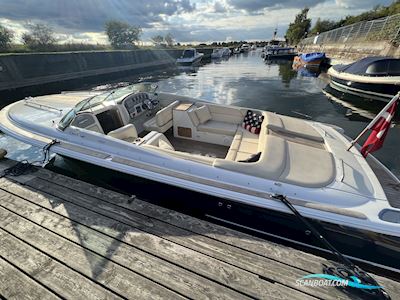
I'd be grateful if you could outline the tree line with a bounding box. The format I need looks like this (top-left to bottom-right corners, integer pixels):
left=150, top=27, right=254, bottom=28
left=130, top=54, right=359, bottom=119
left=0, top=20, right=177, bottom=53
left=286, top=0, right=400, bottom=45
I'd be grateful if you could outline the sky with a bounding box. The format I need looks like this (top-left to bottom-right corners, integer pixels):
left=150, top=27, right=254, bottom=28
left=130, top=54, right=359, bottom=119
left=0, top=0, right=394, bottom=44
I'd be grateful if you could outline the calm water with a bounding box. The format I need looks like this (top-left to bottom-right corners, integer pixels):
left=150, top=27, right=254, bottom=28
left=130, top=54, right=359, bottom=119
left=0, top=50, right=399, bottom=178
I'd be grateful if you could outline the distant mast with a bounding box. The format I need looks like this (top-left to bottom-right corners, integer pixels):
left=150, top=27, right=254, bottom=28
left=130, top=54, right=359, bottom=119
left=272, top=28, right=277, bottom=40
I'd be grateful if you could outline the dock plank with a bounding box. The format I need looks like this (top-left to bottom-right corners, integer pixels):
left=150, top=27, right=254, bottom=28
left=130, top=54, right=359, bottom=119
left=12, top=176, right=351, bottom=299
left=32, top=167, right=400, bottom=297
left=2, top=175, right=382, bottom=299
left=1, top=161, right=399, bottom=300
left=0, top=257, right=60, bottom=300
left=0, top=208, right=184, bottom=300
left=35, top=168, right=328, bottom=272
left=0, top=184, right=289, bottom=298
left=0, top=229, right=120, bottom=300
left=0, top=177, right=316, bottom=300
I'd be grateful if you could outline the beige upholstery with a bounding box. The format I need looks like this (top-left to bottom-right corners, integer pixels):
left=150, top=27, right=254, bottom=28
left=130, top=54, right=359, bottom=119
left=264, top=112, right=324, bottom=143
left=143, top=131, right=175, bottom=151
left=195, top=105, right=212, bottom=124
left=237, top=127, right=259, bottom=145
left=199, top=102, right=246, bottom=124
left=197, top=120, right=238, bottom=135
left=144, top=100, right=180, bottom=133
left=216, top=135, right=287, bottom=177
left=159, top=139, right=174, bottom=151
left=280, top=141, right=335, bottom=187
left=225, top=127, right=259, bottom=161
left=188, top=109, right=200, bottom=126
left=107, top=124, right=138, bottom=142
left=215, top=134, right=336, bottom=188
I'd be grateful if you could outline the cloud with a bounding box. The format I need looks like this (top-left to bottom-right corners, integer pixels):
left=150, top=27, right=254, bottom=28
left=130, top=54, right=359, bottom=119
left=213, top=2, right=228, bottom=13
left=0, top=0, right=195, bottom=32
left=0, top=0, right=393, bottom=43
left=226, top=0, right=326, bottom=12
left=335, top=0, right=392, bottom=9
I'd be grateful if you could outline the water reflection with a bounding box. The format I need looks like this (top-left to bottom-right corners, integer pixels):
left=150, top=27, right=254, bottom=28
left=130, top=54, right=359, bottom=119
left=277, top=62, right=297, bottom=88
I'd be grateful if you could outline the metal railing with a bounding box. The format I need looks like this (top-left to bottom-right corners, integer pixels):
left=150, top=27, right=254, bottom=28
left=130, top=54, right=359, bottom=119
left=300, top=13, right=400, bottom=45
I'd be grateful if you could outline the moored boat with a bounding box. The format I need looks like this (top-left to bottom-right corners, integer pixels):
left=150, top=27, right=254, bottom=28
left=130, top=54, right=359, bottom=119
left=240, top=44, right=251, bottom=52
left=328, top=56, right=400, bottom=102
left=221, top=47, right=231, bottom=56
left=232, top=47, right=241, bottom=54
left=293, top=52, right=328, bottom=68
left=176, top=48, right=204, bottom=65
left=0, top=83, right=400, bottom=274
left=264, top=47, right=297, bottom=60
left=210, top=48, right=223, bottom=59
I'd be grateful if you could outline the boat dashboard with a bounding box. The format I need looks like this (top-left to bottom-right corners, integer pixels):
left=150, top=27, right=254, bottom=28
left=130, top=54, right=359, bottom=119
left=62, top=90, right=159, bottom=135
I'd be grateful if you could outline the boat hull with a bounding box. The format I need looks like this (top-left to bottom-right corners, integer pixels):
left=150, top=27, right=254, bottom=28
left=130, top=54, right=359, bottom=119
left=57, top=153, right=400, bottom=276
left=265, top=53, right=296, bottom=60
left=176, top=55, right=203, bottom=66
left=330, top=76, right=400, bottom=102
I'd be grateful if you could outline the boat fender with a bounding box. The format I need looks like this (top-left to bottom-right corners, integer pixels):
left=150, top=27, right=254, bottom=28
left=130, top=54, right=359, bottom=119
left=0, top=148, right=7, bottom=160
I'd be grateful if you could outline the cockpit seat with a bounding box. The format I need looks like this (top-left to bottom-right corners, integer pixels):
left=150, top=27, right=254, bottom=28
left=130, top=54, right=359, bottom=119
left=142, top=131, right=175, bottom=151
left=107, top=124, right=138, bottom=142
left=143, top=100, right=180, bottom=133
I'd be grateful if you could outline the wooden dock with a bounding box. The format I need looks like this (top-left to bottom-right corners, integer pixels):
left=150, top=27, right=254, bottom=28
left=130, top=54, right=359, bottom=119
left=0, top=159, right=399, bottom=300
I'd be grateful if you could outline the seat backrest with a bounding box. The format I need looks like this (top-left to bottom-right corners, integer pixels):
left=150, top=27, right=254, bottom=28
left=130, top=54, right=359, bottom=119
left=156, top=100, right=180, bottom=127
left=197, top=102, right=245, bottom=124
left=107, top=124, right=138, bottom=141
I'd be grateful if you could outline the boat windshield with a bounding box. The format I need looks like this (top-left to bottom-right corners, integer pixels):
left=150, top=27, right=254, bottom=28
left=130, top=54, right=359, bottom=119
left=58, top=82, right=157, bottom=130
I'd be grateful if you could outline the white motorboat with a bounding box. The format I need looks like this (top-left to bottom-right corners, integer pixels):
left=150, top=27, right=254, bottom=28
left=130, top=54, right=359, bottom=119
left=251, top=44, right=257, bottom=51
left=210, top=48, right=223, bottom=59
left=240, top=44, right=251, bottom=52
left=1, top=83, right=400, bottom=273
left=176, top=48, right=204, bottom=65
left=232, top=47, right=241, bottom=54
left=221, top=47, right=231, bottom=56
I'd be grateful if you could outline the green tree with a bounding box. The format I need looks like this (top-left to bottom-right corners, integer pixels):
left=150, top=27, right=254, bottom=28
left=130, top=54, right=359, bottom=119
left=310, top=18, right=337, bottom=35
left=0, top=24, right=13, bottom=50
left=311, top=0, right=400, bottom=31
left=286, top=8, right=311, bottom=45
left=164, top=33, right=174, bottom=47
left=105, top=20, right=141, bottom=49
left=22, top=23, right=56, bottom=51
left=151, top=35, right=164, bottom=46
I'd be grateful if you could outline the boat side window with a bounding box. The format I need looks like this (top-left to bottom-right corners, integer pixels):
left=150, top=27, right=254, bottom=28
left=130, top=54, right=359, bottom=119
left=388, top=60, right=400, bottom=76
left=366, top=61, right=389, bottom=75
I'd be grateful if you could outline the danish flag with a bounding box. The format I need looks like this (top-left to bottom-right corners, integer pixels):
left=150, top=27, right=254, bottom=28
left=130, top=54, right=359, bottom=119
left=360, top=99, right=398, bottom=157
left=352, top=93, right=399, bottom=158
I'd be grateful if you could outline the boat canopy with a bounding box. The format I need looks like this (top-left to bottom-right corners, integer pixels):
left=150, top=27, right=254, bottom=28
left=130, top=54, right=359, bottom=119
left=300, top=52, right=325, bottom=63
left=333, top=57, right=400, bottom=76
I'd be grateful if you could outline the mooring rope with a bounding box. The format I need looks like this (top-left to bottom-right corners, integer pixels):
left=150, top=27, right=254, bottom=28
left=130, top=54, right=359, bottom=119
left=272, top=194, right=391, bottom=300
left=0, top=139, right=59, bottom=179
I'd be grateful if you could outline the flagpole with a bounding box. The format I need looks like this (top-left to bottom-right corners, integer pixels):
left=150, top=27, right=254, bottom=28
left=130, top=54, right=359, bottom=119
left=347, top=92, right=400, bottom=151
